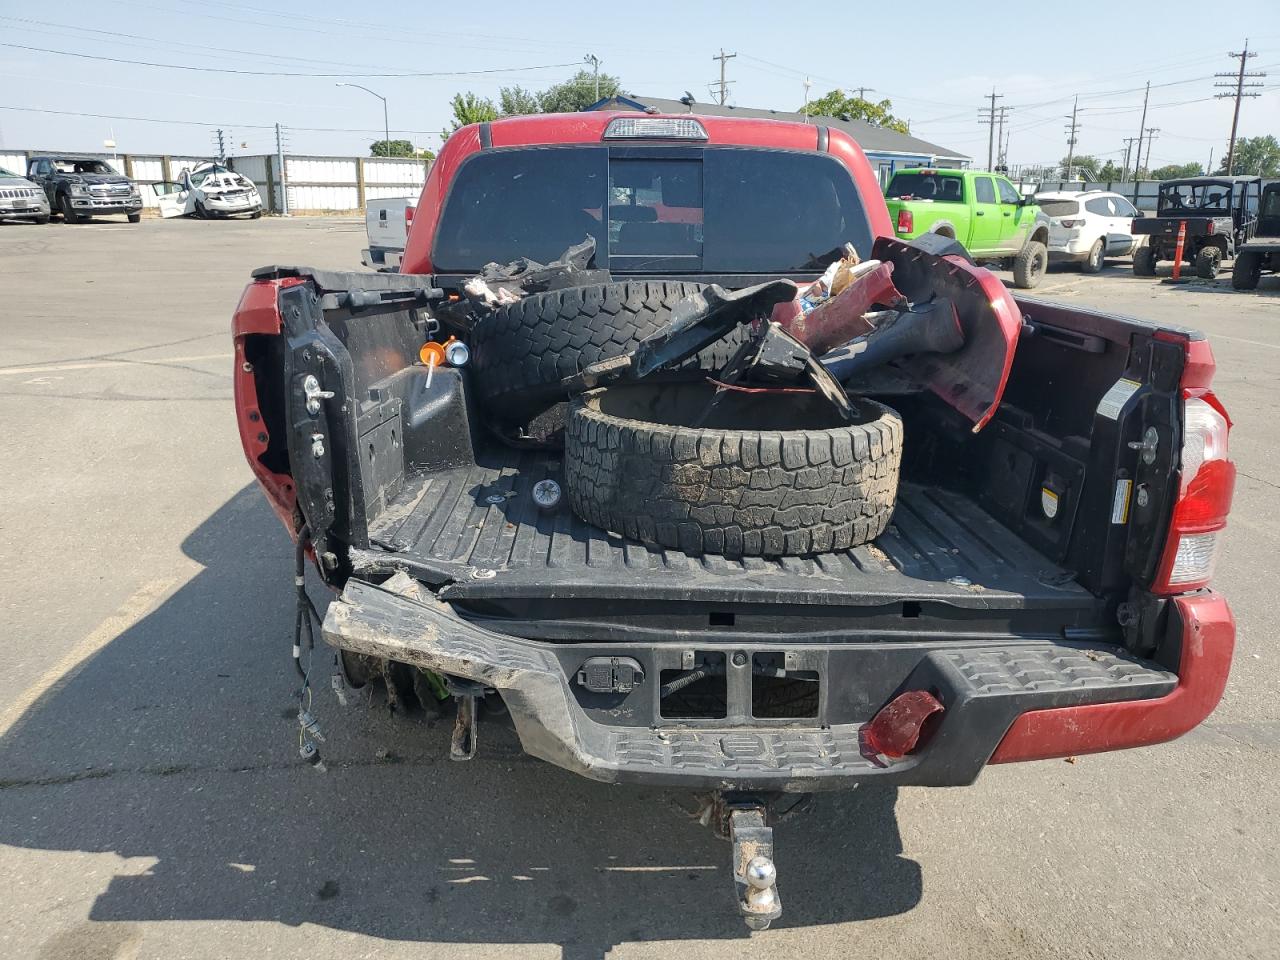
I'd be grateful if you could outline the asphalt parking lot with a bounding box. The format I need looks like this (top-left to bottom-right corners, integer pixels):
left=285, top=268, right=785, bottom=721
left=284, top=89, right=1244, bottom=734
left=1, top=216, right=1277, bottom=960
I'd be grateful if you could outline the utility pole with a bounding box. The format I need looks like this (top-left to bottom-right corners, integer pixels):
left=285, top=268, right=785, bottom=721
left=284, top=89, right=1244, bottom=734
left=979, top=89, right=1003, bottom=171
left=802, top=77, right=812, bottom=122
left=275, top=122, right=289, bottom=217
left=584, top=53, right=601, bottom=102
left=1133, top=81, right=1150, bottom=178
left=1143, top=127, right=1159, bottom=175
left=1064, top=96, right=1081, bottom=179
left=1214, top=41, right=1265, bottom=175
left=214, top=128, right=226, bottom=161
left=996, top=105, right=1013, bottom=168
left=1207, top=146, right=1214, bottom=175
left=854, top=86, right=875, bottom=101
left=710, top=48, right=737, bottom=106
left=1121, top=137, right=1140, bottom=182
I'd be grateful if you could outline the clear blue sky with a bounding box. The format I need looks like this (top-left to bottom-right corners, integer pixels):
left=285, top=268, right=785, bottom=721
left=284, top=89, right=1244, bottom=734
left=1, top=0, right=1277, bottom=169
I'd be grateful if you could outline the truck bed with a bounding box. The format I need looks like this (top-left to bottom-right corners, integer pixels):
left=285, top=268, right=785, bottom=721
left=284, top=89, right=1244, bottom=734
left=364, top=450, right=1096, bottom=613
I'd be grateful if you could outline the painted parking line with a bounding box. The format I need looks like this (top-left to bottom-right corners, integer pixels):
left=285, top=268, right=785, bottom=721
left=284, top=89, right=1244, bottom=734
left=0, top=577, right=181, bottom=738
left=0, top=353, right=232, bottom=377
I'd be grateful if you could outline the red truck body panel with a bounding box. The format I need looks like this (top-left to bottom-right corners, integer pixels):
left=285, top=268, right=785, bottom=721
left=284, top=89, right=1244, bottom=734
left=399, top=112, right=894, bottom=277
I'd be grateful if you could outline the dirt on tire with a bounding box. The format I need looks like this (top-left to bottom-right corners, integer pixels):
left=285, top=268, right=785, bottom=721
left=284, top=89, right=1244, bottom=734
left=565, top=382, right=902, bottom=559
left=470, top=280, right=752, bottom=423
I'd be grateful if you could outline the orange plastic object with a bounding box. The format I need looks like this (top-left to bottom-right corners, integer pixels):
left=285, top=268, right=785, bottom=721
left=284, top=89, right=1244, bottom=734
left=419, top=341, right=445, bottom=367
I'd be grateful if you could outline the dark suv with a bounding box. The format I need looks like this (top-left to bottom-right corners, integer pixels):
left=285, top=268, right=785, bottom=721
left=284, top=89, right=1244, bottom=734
left=26, top=155, right=143, bottom=224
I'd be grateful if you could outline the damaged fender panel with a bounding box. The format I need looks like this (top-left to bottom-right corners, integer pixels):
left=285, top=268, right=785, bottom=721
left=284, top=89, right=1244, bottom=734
left=873, top=235, right=1022, bottom=432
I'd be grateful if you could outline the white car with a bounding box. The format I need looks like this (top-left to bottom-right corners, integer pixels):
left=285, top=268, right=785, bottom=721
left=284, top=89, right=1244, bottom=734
left=155, top=162, right=263, bottom=219
left=1037, top=190, right=1145, bottom=273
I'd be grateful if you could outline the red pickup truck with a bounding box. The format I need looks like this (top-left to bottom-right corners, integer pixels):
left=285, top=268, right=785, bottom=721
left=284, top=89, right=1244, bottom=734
left=233, top=111, right=1236, bottom=928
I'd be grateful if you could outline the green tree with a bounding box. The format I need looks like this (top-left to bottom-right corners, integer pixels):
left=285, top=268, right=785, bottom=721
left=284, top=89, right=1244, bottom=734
left=370, top=139, right=415, bottom=158
left=1059, top=155, right=1100, bottom=179
left=536, top=69, right=622, bottom=113
left=1097, top=159, right=1123, bottom=180
left=1150, top=161, right=1204, bottom=180
left=1217, top=135, right=1280, bottom=177
left=800, top=90, right=909, bottom=134
left=499, top=85, right=541, bottom=116
left=442, top=92, right=499, bottom=138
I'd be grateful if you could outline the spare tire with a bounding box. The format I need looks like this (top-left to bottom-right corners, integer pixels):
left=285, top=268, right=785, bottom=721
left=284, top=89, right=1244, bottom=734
left=470, top=281, right=751, bottom=422
left=565, top=382, right=902, bottom=558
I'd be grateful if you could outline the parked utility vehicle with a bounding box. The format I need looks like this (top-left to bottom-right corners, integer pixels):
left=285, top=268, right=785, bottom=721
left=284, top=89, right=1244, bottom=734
left=884, top=167, right=1050, bottom=287
left=1132, top=175, right=1261, bottom=279
left=0, top=165, right=50, bottom=223
left=234, top=112, right=1236, bottom=929
left=1231, top=180, right=1280, bottom=290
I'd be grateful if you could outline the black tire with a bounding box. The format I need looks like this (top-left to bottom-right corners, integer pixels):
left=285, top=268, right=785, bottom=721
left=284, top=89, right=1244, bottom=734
left=564, top=382, right=902, bottom=559
left=127, top=212, right=141, bottom=223
left=1195, top=247, right=1222, bottom=280
left=1232, top=252, right=1262, bottom=291
left=33, top=215, right=50, bottom=225
left=59, top=194, right=82, bottom=224
left=1012, top=240, right=1047, bottom=288
left=250, top=210, right=263, bottom=219
left=1133, top=246, right=1157, bottom=277
left=470, top=281, right=751, bottom=421
left=1081, top=238, right=1105, bottom=274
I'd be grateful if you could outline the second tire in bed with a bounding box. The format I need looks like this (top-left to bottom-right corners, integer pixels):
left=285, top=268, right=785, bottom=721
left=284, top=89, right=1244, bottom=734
left=565, top=382, right=903, bottom=559
left=469, top=280, right=752, bottom=422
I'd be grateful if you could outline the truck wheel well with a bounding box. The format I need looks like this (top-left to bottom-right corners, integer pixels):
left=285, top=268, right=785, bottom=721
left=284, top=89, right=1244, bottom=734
left=1029, top=227, right=1049, bottom=246
left=931, top=223, right=956, bottom=239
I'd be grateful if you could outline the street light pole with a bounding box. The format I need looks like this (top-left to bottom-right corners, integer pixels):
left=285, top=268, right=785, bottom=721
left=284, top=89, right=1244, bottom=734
left=336, top=82, right=389, bottom=152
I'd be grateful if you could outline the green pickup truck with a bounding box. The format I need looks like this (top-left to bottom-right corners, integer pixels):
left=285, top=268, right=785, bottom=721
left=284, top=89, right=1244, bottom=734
left=884, top=168, right=1051, bottom=288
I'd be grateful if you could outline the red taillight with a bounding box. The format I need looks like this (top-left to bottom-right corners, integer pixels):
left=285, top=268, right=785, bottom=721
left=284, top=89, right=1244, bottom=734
left=405, top=203, right=416, bottom=227
left=1205, top=220, right=1215, bottom=235
left=1151, top=385, right=1235, bottom=594
left=896, top=209, right=913, bottom=234
left=1059, top=218, right=1085, bottom=228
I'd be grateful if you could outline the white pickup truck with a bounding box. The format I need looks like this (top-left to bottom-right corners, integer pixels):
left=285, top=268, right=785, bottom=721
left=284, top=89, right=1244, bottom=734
left=361, top=196, right=417, bottom=272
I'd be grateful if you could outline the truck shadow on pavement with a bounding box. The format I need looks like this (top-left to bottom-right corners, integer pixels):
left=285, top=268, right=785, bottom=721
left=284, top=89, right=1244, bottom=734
left=0, top=486, right=922, bottom=960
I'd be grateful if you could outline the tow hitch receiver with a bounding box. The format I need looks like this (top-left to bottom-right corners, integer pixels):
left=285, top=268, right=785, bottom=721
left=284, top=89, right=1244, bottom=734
left=726, top=798, right=783, bottom=930
left=447, top=678, right=483, bottom=761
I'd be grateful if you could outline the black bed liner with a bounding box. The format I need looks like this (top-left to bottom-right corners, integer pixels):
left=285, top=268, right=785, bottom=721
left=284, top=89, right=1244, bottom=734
left=364, top=451, right=1095, bottom=612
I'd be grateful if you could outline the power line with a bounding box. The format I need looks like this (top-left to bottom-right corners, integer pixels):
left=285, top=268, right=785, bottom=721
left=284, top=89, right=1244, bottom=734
left=1214, top=40, right=1265, bottom=175
left=0, top=104, right=445, bottom=137
left=0, top=41, right=582, bottom=79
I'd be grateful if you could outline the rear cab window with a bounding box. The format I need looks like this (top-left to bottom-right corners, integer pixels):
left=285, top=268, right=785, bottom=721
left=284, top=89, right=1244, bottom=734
left=974, top=177, right=996, bottom=204
left=885, top=171, right=964, bottom=202
left=432, top=146, right=874, bottom=275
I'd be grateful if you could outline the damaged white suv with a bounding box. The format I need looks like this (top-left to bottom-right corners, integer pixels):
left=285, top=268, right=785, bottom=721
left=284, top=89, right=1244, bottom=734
left=157, top=161, right=263, bottom=219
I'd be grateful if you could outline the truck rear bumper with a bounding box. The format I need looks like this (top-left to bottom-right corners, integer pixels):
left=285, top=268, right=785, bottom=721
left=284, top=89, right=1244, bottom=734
left=322, top=578, right=1231, bottom=791
left=361, top=246, right=402, bottom=272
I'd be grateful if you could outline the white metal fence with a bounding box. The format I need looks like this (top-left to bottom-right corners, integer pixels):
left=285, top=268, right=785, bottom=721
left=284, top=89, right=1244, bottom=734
left=0, top=149, right=430, bottom=214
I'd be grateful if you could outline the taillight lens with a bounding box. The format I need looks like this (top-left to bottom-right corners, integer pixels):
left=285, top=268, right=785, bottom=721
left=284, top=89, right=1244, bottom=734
left=1205, top=220, right=1215, bottom=235
left=1153, top=395, right=1235, bottom=593
left=405, top=203, right=416, bottom=227
left=1059, top=218, right=1085, bottom=228
left=896, top=209, right=913, bottom=234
